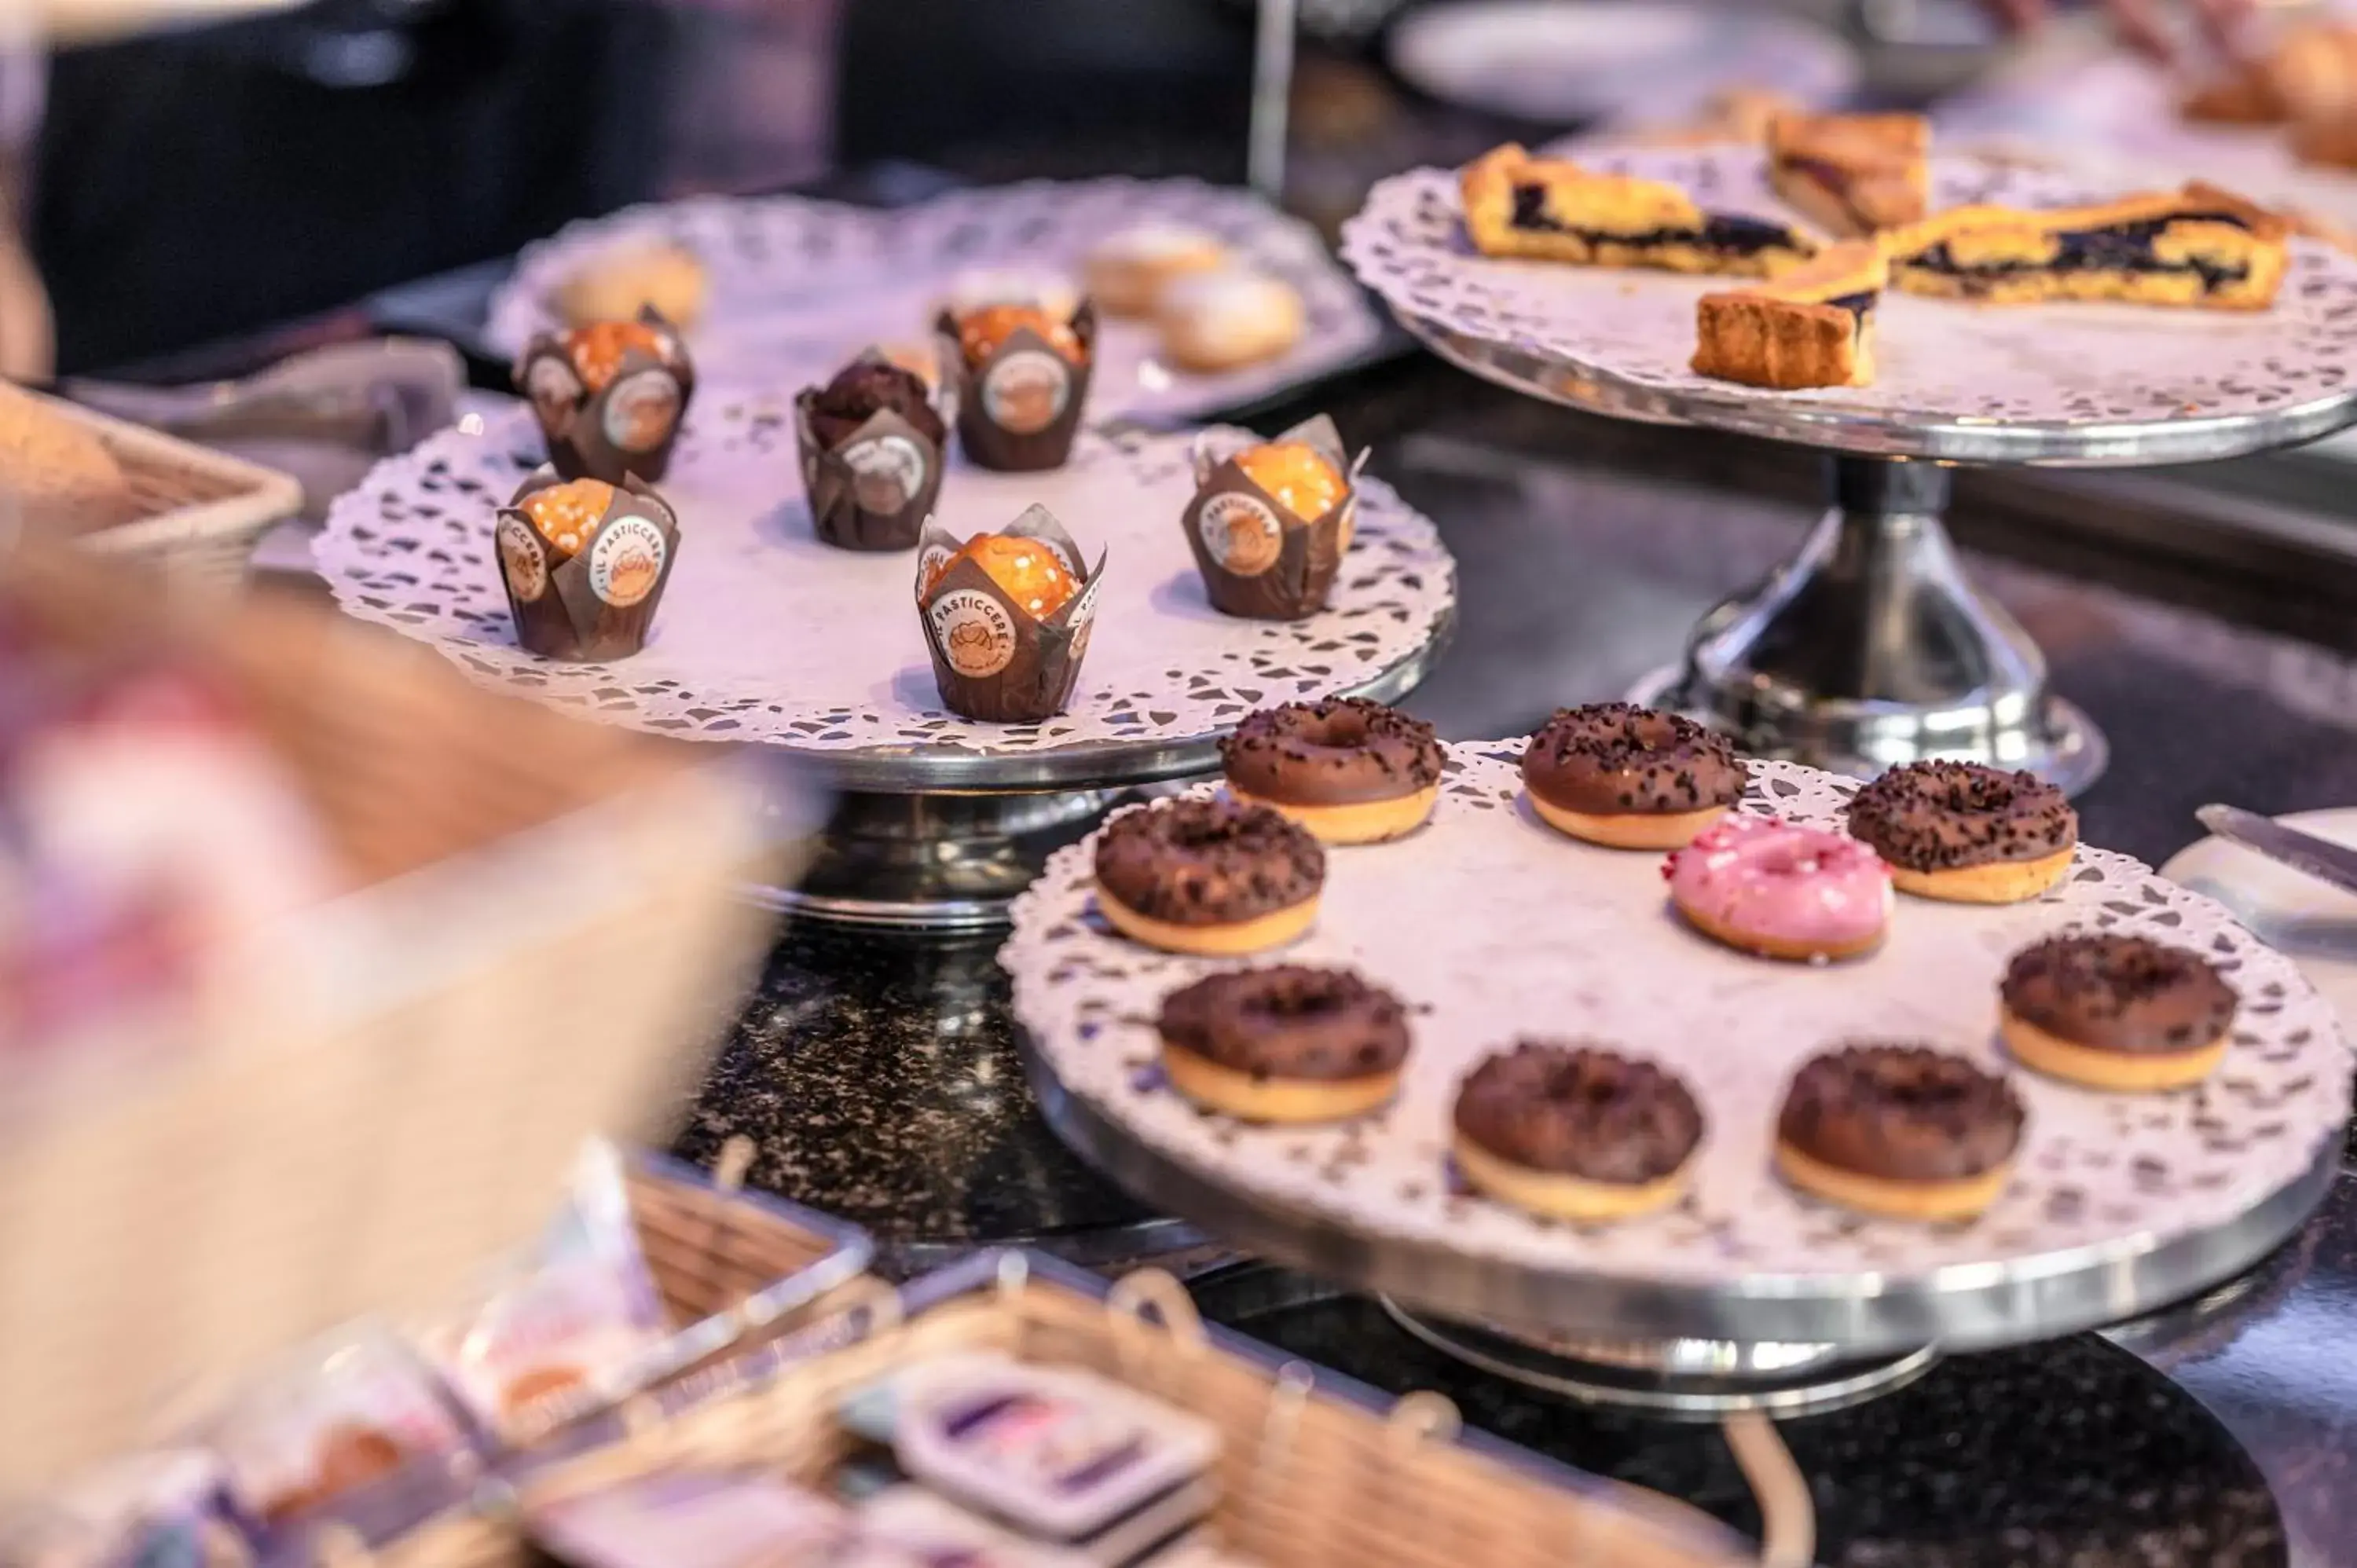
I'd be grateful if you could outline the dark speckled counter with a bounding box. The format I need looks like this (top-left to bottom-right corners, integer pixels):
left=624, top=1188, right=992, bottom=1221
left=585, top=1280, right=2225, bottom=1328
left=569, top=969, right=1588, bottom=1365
left=672, top=355, right=2357, bottom=1568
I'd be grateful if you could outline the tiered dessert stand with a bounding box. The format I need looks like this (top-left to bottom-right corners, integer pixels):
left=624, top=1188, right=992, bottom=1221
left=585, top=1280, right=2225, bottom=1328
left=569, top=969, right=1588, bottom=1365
left=316, top=408, right=1453, bottom=929
left=1339, top=145, right=2357, bottom=793
left=1007, top=748, right=2352, bottom=1416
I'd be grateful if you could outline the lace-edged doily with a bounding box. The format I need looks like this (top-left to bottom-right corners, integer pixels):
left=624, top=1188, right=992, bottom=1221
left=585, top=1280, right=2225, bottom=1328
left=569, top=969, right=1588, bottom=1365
left=315, top=405, right=1454, bottom=757
left=1005, top=747, right=2351, bottom=1289
left=1340, top=148, right=2357, bottom=429
left=487, top=178, right=1384, bottom=427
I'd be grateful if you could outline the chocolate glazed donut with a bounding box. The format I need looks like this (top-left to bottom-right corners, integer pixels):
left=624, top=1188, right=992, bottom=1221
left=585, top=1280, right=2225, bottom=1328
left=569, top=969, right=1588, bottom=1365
left=1846, top=760, right=2078, bottom=903
left=1451, top=1042, right=1704, bottom=1220
left=1522, top=703, right=1747, bottom=850
left=1776, top=1043, right=2025, bottom=1221
left=1094, top=797, right=1325, bottom=957
left=1157, top=965, right=1411, bottom=1123
left=1221, top=698, right=1446, bottom=844
left=2000, top=933, right=2237, bottom=1091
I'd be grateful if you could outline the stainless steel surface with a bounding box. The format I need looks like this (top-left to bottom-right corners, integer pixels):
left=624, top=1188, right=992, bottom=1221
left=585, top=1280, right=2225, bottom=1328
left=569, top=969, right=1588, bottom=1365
left=1378, top=1299, right=1942, bottom=1419
left=1248, top=0, right=1297, bottom=201
left=1630, top=456, right=2108, bottom=792
left=2196, top=804, right=2357, bottom=901
left=1024, top=1027, right=2343, bottom=1361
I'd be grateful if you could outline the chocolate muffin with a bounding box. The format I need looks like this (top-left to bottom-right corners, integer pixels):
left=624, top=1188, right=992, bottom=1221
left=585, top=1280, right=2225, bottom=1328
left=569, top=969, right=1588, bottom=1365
left=808, top=360, right=947, bottom=449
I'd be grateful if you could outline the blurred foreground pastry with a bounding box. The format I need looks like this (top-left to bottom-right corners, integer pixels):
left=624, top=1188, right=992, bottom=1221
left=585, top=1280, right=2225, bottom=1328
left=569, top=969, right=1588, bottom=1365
left=0, top=383, right=135, bottom=534
left=554, top=242, right=708, bottom=330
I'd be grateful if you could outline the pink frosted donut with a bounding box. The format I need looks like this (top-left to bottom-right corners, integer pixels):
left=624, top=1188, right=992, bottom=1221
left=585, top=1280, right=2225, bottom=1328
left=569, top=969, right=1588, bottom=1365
left=1663, top=813, right=1892, bottom=962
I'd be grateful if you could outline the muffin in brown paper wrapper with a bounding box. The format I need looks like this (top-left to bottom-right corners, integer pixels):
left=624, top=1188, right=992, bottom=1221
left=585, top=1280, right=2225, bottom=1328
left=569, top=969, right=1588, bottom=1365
left=935, top=301, right=1097, bottom=473
left=494, top=467, right=681, bottom=662
left=1182, top=413, right=1369, bottom=621
left=513, top=306, right=697, bottom=485
left=793, top=346, right=955, bottom=552
left=914, top=504, right=1106, bottom=723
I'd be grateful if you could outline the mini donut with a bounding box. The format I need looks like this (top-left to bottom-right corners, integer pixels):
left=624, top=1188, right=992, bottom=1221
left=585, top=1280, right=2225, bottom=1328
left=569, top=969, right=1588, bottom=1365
left=1522, top=703, right=1747, bottom=849
left=1157, top=269, right=1304, bottom=373
left=2000, top=933, right=2237, bottom=1091
left=1085, top=224, right=1230, bottom=317
left=1775, top=1043, right=2025, bottom=1222
left=1094, top=797, right=1325, bottom=955
left=1846, top=760, right=2078, bottom=904
left=1220, top=698, right=1444, bottom=844
left=1664, top=813, right=1890, bottom=962
left=1452, top=1042, right=1703, bottom=1221
left=555, top=242, right=707, bottom=330
left=1156, top=965, right=1409, bottom=1123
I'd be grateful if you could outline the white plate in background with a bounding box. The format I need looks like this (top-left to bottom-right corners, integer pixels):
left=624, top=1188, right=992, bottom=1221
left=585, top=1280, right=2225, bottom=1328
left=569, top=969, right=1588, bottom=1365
left=2161, top=808, right=2357, bottom=1041
left=1387, top=0, right=1859, bottom=126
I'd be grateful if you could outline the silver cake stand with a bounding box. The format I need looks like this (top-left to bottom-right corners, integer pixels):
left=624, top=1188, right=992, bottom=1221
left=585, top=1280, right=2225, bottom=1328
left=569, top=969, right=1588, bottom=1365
left=760, top=617, right=1450, bottom=929
left=1395, top=309, right=2357, bottom=798
left=1023, top=1040, right=2337, bottom=1418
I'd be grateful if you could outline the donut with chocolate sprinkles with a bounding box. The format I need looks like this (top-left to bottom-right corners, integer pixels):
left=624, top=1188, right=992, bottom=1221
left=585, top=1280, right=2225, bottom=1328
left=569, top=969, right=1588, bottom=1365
left=1452, top=1041, right=1704, bottom=1219
left=1846, top=760, right=2078, bottom=903
left=2000, top=933, right=2236, bottom=1090
left=1094, top=796, right=1325, bottom=955
left=1157, top=965, right=1410, bottom=1122
left=1775, top=1043, right=2025, bottom=1221
left=1220, top=698, right=1445, bottom=844
left=1522, top=703, right=1747, bottom=849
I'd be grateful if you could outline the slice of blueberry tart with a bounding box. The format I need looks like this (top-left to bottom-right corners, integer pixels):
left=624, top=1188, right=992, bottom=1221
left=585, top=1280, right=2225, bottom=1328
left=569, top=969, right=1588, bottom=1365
left=1461, top=143, right=1817, bottom=277
left=1692, top=240, right=1886, bottom=390
left=1883, top=185, right=2289, bottom=310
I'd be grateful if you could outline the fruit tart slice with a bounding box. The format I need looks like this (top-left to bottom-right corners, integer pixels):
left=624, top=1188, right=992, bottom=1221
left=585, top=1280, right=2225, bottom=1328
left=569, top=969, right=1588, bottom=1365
left=1882, top=185, right=2289, bottom=310
left=1461, top=143, right=1817, bottom=277
left=1692, top=240, right=1886, bottom=390
left=1766, top=113, right=1930, bottom=236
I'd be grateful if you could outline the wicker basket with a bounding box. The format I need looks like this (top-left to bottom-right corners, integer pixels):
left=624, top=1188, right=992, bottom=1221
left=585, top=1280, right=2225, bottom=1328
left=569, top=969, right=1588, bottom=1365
left=0, top=548, right=816, bottom=1489
left=35, top=389, right=304, bottom=589
left=373, top=1252, right=1798, bottom=1568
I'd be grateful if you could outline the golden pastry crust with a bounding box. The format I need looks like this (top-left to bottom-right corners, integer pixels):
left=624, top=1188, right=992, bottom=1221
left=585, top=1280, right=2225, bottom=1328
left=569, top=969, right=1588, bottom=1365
left=1883, top=186, right=2289, bottom=311
left=1459, top=143, right=1814, bottom=277
left=1767, top=113, right=1930, bottom=236
left=1691, top=240, right=1885, bottom=390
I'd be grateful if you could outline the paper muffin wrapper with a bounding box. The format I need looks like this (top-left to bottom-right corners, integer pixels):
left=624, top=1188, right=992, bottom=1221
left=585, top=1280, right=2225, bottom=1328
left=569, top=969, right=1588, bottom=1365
left=1182, top=413, right=1370, bottom=621
left=514, top=306, right=698, bottom=487
left=495, top=468, right=681, bottom=662
left=936, top=302, right=1098, bottom=473
left=794, top=349, right=953, bottom=552
left=914, top=504, right=1106, bottom=723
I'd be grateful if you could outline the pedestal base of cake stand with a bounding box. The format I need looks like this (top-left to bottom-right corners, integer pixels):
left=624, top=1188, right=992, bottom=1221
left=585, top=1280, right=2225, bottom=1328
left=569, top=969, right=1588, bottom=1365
left=748, top=786, right=1135, bottom=932
left=1376, top=1302, right=1940, bottom=1420
left=1629, top=454, right=2108, bottom=795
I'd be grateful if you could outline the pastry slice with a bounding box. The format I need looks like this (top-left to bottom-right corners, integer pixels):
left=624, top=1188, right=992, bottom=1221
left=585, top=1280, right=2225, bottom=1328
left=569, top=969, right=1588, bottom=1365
left=1692, top=240, right=1885, bottom=390
left=1460, top=143, right=1816, bottom=277
left=1882, top=185, right=2289, bottom=310
left=1767, top=113, right=1930, bottom=236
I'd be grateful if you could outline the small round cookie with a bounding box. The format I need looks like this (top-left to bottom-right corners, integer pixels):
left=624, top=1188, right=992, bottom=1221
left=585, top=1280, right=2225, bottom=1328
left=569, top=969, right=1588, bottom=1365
left=2000, top=933, right=2237, bottom=1091
left=1846, top=760, right=2078, bottom=904
left=555, top=243, right=707, bottom=330
left=1094, top=797, right=1325, bottom=955
left=1220, top=698, right=1444, bottom=844
left=1157, top=269, right=1305, bottom=372
left=1775, top=1044, right=2025, bottom=1222
left=1156, top=965, right=1409, bottom=1123
left=1665, top=813, right=1891, bottom=962
left=1522, top=703, right=1747, bottom=849
left=1452, top=1042, right=1703, bottom=1221
left=1085, top=224, right=1230, bottom=317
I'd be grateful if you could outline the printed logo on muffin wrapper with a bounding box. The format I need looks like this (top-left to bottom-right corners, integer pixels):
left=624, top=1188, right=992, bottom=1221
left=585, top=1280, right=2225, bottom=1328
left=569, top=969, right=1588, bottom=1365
left=929, top=588, right=1018, bottom=679
left=915, top=539, right=958, bottom=601
left=497, top=513, right=550, bottom=604
left=1196, top=491, right=1285, bottom=577
left=981, top=349, right=1072, bottom=436
left=588, top=515, right=669, bottom=609
left=602, top=368, right=684, bottom=455
left=1064, top=570, right=1105, bottom=670
left=841, top=432, right=929, bottom=515
left=524, top=354, right=585, bottom=425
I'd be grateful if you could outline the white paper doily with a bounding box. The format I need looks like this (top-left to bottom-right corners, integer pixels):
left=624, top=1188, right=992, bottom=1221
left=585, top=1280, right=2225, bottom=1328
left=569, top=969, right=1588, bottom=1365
left=1340, top=146, right=2357, bottom=426
left=1005, top=746, right=2352, bottom=1290
left=486, top=179, right=1385, bottom=427
left=314, top=405, right=1453, bottom=758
